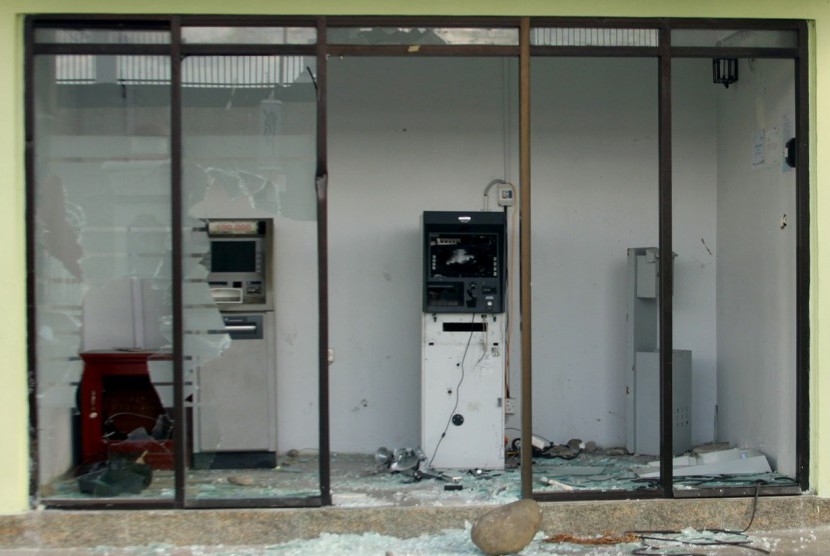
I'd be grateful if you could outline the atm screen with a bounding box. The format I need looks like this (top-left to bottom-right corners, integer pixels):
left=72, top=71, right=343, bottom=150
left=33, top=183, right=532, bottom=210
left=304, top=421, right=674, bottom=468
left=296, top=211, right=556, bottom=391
left=211, top=240, right=256, bottom=273
left=429, top=233, right=498, bottom=279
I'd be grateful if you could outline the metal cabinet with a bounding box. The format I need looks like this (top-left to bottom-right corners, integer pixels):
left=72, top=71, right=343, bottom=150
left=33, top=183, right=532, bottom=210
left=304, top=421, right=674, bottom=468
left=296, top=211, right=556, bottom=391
left=192, top=312, right=277, bottom=469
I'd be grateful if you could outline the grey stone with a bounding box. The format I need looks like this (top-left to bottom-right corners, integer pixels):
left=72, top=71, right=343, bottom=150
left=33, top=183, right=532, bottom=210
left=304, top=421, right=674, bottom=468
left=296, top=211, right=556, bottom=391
left=227, top=475, right=257, bottom=486
left=604, top=447, right=628, bottom=456
left=566, top=438, right=582, bottom=451
left=584, top=440, right=599, bottom=454
left=471, top=498, right=542, bottom=555
left=549, top=444, right=576, bottom=458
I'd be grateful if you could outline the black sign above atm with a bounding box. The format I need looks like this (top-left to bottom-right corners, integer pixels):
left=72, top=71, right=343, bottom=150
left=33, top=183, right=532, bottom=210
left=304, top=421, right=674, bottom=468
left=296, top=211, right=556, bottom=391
left=205, top=219, right=273, bottom=310
left=422, top=211, right=506, bottom=314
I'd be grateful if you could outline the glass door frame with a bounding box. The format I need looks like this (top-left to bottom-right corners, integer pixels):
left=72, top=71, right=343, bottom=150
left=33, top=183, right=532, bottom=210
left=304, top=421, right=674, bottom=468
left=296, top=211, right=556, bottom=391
left=25, top=13, right=810, bottom=508
left=525, top=16, right=809, bottom=501
left=664, top=18, right=810, bottom=499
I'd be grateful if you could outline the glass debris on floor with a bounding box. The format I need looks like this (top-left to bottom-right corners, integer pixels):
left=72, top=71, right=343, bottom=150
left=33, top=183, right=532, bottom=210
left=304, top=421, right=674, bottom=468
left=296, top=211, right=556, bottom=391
left=41, top=442, right=797, bottom=505
left=26, top=525, right=794, bottom=555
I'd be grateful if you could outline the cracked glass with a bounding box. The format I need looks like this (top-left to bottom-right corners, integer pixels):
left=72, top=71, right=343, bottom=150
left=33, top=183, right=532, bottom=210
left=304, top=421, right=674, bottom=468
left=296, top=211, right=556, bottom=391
left=33, top=54, right=175, bottom=500
left=181, top=54, right=319, bottom=502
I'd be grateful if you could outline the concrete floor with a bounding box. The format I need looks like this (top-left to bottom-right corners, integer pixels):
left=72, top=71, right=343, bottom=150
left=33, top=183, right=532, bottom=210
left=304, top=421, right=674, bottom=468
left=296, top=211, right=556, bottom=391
left=12, top=452, right=827, bottom=555
left=0, top=525, right=828, bottom=554
left=3, top=496, right=830, bottom=555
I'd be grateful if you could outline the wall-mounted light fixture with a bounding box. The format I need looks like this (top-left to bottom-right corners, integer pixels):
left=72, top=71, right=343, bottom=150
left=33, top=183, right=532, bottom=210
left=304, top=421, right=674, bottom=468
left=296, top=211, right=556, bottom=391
left=713, top=58, right=739, bottom=88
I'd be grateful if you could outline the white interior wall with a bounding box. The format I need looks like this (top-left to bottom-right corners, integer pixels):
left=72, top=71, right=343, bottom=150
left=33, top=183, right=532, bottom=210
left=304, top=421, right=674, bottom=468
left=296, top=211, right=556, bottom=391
left=715, top=58, right=797, bottom=475
left=327, top=57, right=519, bottom=452
left=530, top=57, right=662, bottom=447
left=328, top=56, right=720, bottom=453
left=46, top=53, right=798, bottom=472
left=530, top=58, right=720, bottom=449
left=672, top=59, right=720, bottom=446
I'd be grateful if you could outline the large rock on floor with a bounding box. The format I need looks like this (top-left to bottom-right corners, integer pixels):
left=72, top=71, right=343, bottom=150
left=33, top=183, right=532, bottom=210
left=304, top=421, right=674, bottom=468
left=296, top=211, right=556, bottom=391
left=471, top=498, right=542, bottom=555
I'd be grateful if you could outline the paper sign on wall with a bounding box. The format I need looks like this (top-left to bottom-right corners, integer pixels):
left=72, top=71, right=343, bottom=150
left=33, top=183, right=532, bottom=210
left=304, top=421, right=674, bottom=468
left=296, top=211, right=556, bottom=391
left=752, top=129, right=766, bottom=167
left=766, top=126, right=780, bottom=168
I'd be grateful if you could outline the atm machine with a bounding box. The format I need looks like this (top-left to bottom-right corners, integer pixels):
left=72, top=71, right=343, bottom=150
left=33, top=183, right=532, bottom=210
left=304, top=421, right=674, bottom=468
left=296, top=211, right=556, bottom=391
left=192, top=219, right=277, bottom=469
left=421, top=211, right=507, bottom=470
left=625, top=247, right=692, bottom=457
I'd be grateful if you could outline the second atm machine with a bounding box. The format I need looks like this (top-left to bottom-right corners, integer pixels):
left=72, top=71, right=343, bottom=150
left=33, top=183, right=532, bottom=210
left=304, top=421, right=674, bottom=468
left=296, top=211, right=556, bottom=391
left=421, top=211, right=507, bottom=470
left=193, top=219, right=277, bottom=469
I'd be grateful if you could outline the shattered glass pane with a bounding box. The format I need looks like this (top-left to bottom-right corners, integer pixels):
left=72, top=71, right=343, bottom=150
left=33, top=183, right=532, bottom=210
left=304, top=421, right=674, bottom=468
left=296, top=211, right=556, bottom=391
left=34, top=54, right=173, bottom=500
left=181, top=55, right=319, bottom=501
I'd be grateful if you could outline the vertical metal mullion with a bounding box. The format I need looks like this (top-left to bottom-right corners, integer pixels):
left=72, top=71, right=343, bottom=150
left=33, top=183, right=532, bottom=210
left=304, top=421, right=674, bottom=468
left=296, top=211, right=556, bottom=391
left=24, top=16, right=39, bottom=506
left=315, top=16, right=332, bottom=507
left=795, top=20, right=810, bottom=491
left=170, top=16, right=186, bottom=509
left=658, top=24, right=674, bottom=497
left=518, top=16, right=533, bottom=500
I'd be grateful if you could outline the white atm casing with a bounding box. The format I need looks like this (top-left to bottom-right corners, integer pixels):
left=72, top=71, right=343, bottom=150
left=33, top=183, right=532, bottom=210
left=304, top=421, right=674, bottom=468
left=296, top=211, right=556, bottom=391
left=421, top=313, right=505, bottom=470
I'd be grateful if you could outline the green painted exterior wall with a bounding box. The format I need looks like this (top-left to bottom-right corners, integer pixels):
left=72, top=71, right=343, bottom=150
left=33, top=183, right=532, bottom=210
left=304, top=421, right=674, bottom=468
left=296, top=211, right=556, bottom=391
left=0, top=0, right=826, bottom=514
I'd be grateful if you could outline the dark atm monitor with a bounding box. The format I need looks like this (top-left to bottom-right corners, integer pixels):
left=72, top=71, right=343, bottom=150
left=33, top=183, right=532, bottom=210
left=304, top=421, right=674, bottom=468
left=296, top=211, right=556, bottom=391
left=210, top=240, right=257, bottom=273
left=423, top=211, right=506, bottom=314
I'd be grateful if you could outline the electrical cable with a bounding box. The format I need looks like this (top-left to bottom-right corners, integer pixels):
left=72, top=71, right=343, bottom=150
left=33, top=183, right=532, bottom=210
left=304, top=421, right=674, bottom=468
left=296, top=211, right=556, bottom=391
left=481, top=178, right=518, bottom=401
left=103, top=411, right=174, bottom=449
left=626, top=483, right=769, bottom=555
left=105, top=411, right=158, bottom=423
left=427, top=313, right=478, bottom=470
left=547, top=484, right=768, bottom=555
left=479, top=177, right=517, bottom=402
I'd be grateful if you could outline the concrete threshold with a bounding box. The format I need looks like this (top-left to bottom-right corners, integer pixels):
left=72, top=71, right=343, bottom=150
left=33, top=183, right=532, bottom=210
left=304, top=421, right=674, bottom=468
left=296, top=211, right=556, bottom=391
left=1, top=495, right=829, bottom=550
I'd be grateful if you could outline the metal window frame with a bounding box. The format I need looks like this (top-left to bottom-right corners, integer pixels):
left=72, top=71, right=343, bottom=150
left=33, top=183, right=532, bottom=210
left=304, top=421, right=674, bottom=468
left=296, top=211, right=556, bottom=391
left=24, top=14, right=810, bottom=509
left=25, top=14, right=327, bottom=510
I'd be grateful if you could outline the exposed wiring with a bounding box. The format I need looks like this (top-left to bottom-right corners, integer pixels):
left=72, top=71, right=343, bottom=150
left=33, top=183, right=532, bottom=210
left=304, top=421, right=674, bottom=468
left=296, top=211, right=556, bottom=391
left=481, top=178, right=505, bottom=211
left=631, top=531, right=769, bottom=555
left=105, top=411, right=158, bottom=423
left=627, top=483, right=769, bottom=555
left=546, top=484, right=769, bottom=554
left=480, top=177, right=518, bottom=401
